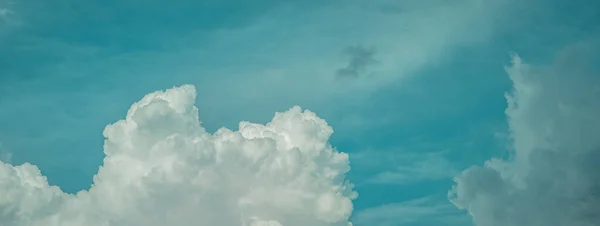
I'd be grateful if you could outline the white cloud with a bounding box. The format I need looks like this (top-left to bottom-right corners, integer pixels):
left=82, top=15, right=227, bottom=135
left=353, top=194, right=470, bottom=226
left=0, top=85, right=357, bottom=226
left=449, top=45, right=600, bottom=226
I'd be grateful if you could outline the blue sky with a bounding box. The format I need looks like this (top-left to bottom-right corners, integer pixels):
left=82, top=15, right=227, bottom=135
left=1, top=0, right=599, bottom=225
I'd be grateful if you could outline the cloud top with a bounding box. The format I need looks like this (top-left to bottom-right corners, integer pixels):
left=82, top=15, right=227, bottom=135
left=0, top=85, right=357, bottom=226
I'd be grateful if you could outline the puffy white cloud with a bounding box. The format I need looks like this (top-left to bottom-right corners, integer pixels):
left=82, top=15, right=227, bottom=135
left=449, top=47, right=600, bottom=226
left=0, top=85, right=357, bottom=226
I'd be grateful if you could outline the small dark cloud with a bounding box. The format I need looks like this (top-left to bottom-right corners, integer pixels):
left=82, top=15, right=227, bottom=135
left=335, top=45, right=378, bottom=79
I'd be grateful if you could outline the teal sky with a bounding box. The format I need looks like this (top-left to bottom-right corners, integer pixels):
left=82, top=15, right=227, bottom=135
left=1, top=0, right=598, bottom=225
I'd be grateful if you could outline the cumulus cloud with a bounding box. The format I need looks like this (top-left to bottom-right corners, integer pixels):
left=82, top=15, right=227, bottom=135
left=0, top=85, right=357, bottom=226
left=449, top=47, right=600, bottom=226
left=335, top=45, right=378, bottom=79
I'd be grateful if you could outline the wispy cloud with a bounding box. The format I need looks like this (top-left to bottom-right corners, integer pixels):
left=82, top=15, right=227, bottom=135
left=0, top=0, right=11, bottom=18
left=0, top=7, right=9, bottom=19
left=0, top=0, right=17, bottom=38
left=352, top=148, right=459, bottom=185
left=0, top=0, right=518, bottom=178
left=367, top=153, right=458, bottom=185
left=353, top=194, right=470, bottom=226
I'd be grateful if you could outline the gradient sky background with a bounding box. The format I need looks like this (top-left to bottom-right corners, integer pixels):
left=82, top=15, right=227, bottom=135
left=1, top=0, right=599, bottom=225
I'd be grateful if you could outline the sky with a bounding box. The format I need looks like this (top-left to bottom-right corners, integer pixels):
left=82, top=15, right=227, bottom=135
left=0, top=0, right=599, bottom=225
